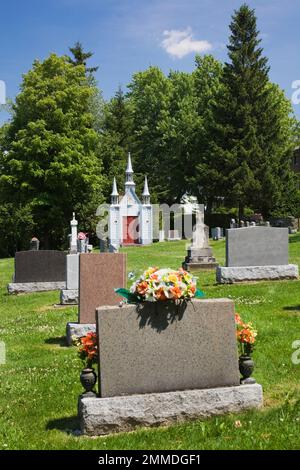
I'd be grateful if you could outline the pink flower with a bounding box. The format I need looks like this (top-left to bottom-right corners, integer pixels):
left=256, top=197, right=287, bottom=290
left=78, top=232, right=87, bottom=240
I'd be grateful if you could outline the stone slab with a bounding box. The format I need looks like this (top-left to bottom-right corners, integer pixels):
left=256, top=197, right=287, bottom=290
left=8, top=281, right=66, bottom=294
left=226, top=227, right=288, bottom=267
left=66, top=254, right=79, bottom=290
left=60, top=289, right=78, bottom=305
left=66, top=322, right=96, bottom=346
left=14, top=250, right=66, bottom=283
left=96, top=299, right=240, bottom=398
left=79, top=384, right=263, bottom=436
left=216, top=264, right=299, bottom=284
left=79, top=253, right=127, bottom=324
left=184, top=262, right=218, bottom=271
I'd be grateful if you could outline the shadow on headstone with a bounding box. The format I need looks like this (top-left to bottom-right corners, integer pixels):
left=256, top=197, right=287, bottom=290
left=136, top=301, right=188, bottom=332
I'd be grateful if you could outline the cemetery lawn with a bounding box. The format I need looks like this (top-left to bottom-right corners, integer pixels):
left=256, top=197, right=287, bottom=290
left=0, top=237, right=300, bottom=450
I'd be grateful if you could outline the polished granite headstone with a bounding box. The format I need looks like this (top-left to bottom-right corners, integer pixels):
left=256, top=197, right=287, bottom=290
left=79, top=253, right=127, bottom=324
left=14, top=250, right=66, bottom=283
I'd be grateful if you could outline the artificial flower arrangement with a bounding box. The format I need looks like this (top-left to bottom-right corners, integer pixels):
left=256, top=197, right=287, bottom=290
left=235, top=313, right=257, bottom=356
left=73, top=332, right=98, bottom=368
left=116, top=267, right=204, bottom=303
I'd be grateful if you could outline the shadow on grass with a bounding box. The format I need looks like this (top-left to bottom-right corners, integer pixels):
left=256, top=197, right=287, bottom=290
left=46, top=415, right=81, bottom=435
left=44, top=336, right=67, bottom=347
left=283, top=305, right=300, bottom=311
left=289, top=234, right=300, bottom=243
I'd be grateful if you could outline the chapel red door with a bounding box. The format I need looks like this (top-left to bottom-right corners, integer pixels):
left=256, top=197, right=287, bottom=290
left=123, top=216, right=139, bottom=244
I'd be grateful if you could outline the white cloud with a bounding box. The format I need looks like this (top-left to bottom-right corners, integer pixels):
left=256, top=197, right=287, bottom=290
left=161, top=27, right=212, bottom=59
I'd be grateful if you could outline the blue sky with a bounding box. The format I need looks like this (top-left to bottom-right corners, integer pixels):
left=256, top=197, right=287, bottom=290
left=0, top=0, right=300, bottom=123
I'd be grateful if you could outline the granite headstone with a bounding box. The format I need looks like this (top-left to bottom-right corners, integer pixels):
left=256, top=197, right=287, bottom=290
left=226, top=226, right=288, bottom=267
left=96, top=298, right=240, bottom=398
left=14, top=250, right=66, bottom=283
left=79, top=253, right=127, bottom=324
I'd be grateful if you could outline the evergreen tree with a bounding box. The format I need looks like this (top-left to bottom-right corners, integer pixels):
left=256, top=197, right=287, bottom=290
left=68, top=41, right=99, bottom=75
left=0, top=54, right=104, bottom=249
left=209, top=4, right=297, bottom=218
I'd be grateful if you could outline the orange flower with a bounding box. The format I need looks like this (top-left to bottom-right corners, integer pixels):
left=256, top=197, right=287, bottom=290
left=155, top=287, right=167, bottom=301
left=170, top=286, right=182, bottom=299
left=136, top=281, right=149, bottom=295
left=189, top=284, right=196, bottom=294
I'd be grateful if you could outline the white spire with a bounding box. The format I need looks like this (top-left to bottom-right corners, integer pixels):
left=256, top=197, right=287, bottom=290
left=126, top=152, right=133, bottom=173
left=142, top=176, right=150, bottom=196
left=125, top=152, right=135, bottom=193
left=111, top=177, right=119, bottom=196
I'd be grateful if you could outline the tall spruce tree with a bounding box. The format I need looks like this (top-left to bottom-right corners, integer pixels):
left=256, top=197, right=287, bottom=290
left=68, top=41, right=99, bottom=75
left=209, top=4, right=296, bottom=218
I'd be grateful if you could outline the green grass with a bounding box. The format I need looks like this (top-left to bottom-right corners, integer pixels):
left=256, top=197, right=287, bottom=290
left=0, top=237, right=300, bottom=449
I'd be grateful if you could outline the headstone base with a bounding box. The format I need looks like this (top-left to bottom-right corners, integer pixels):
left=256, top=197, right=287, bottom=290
left=183, top=245, right=218, bottom=271
left=183, top=261, right=219, bottom=271
left=216, top=264, right=299, bottom=284
left=7, top=281, right=66, bottom=294
left=79, top=384, right=263, bottom=436
left=60, top=289, right=78, bottom=305
left=66, top=322, right=96, bottom=346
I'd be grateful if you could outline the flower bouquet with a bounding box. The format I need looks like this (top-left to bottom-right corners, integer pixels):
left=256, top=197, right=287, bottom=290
left=235, top=313, right=257, bottom=384
left=116, top=267, right=204, bottom=303
left=235, top=313, right=257, bottom=356
left=73, top=332, right=98, bottom=395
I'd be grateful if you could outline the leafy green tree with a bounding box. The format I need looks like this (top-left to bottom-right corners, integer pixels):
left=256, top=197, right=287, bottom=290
left=189, top=55, right=223, bottom=209
left=128, top=66, right=171, bottom=202
left=68, top=41, right=99, bottom=75
left=100, top=86, right=133, bottom=196
left=0, top=54, right=104, bottom=249
left=162, top=70, right=200, bottom=203
left=208, top=4, right=297, bottom=218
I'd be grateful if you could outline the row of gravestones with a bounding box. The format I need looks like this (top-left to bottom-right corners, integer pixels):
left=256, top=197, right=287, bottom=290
left=6, top=213, right=299, bottom=436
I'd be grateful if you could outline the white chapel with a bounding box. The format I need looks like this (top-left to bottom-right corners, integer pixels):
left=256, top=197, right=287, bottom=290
left=109, top=153, right=153, bottom=248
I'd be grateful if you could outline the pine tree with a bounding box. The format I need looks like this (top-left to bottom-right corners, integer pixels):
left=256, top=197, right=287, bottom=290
left=209, top=4, right=297, bottom=218
left=68, top=41, right=99, bottom=75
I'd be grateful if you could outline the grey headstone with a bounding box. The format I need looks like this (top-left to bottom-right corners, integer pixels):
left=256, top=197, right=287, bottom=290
left=14, top=251, right=66, bottom=283
left=211, top=227, right=222, bottom=240
left=96, top=299, right=239, bottom=398
left=226, top=227, right=289, bottom=267
left=66, top=254, right=79, bottom=290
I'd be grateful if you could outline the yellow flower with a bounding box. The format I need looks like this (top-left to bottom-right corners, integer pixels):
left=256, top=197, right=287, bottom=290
left=168, top=274, right=178, bottom=284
